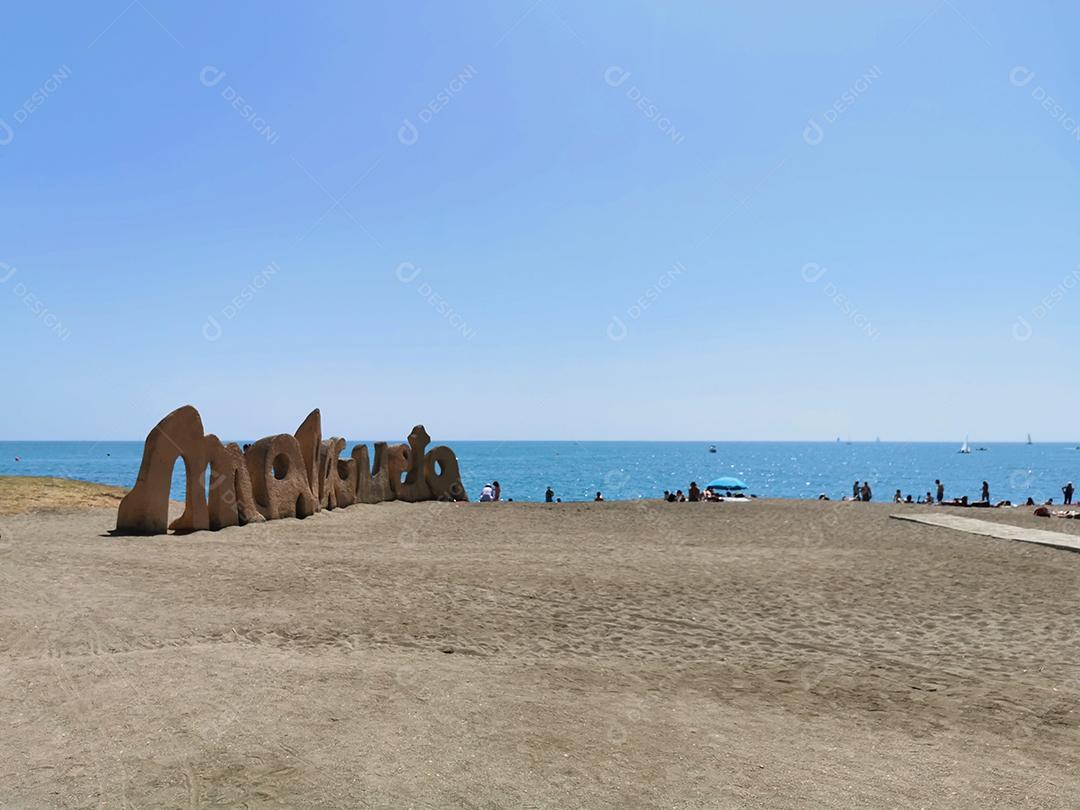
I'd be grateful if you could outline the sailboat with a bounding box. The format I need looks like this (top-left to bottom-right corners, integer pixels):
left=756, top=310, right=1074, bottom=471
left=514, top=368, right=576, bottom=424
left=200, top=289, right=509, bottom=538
left=1027, top=433, right=1033, bottom=445
left=959, top=437, right=971, bottom=454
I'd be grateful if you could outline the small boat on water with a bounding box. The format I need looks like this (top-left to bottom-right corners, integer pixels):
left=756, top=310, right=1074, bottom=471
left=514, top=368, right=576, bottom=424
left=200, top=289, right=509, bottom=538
left=708, top=445, right=717, bottom=454
left=1027, top=433, right=1033, bottom=445
left=959, top=437, right=971, bottom=454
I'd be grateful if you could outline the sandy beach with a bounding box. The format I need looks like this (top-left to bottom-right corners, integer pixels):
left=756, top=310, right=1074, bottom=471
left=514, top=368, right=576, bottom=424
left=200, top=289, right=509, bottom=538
left=0, top=477, right=127, bottom=516
left=1, top=498, right=1078, bottom=808
left=5, top=2, right=1078, bottom=807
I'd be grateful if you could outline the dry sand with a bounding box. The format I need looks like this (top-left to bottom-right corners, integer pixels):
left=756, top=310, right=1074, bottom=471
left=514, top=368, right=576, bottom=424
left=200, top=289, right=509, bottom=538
left=1, top=498, right=1078, bottom=808
left=0, top=476, right=127, bottom=516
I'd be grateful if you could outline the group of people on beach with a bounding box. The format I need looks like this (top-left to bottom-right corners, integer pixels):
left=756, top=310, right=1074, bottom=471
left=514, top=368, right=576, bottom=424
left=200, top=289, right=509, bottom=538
left=478, top=485, right=607, bottom=503
left=661, top=482, right=743, bottom=502
left=483, top=477, right=1076, bottom=507
left=841, top=478, right=1076, bottom=508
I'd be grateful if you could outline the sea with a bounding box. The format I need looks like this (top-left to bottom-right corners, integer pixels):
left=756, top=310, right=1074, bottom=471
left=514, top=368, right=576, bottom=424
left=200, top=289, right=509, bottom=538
left=1, top=440, right=1078, bottom=505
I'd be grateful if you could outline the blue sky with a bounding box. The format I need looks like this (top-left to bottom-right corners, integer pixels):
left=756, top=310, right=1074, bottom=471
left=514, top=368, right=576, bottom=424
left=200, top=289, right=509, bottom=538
left=1, top=1, right=1078, bottom=441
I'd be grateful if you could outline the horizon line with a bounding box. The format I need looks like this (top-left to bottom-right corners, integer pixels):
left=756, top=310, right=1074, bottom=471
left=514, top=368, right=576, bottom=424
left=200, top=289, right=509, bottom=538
left=2, top=438, right=1077, bottom=445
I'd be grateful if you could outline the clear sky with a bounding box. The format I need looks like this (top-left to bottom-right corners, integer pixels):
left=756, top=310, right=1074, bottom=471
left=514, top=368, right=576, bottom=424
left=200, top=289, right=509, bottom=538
left=2, top=1, right=1078, bottom=441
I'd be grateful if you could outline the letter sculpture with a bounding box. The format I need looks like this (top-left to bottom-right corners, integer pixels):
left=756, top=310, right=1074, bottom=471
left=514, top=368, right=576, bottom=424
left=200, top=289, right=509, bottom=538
left=115, top=405, right=468, bottom=535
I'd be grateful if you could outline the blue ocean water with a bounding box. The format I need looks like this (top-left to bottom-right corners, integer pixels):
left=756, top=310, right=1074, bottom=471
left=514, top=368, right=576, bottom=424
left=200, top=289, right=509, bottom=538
left=1, top=440, right=1078, bottom=505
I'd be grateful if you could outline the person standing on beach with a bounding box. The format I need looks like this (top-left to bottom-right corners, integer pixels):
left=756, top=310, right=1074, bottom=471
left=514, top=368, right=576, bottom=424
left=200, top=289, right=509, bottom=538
left=861, top=482, right=872, bottom=502
left=935, top=480, right=944, bottom=503
left=492, top=481, right=501, bottom=502
left=1064, top=482, right=1075, bottom=505
left=545, top=486, right=555, bottom=503
left=981, top=481, right=990, bottom=503
left=853, top=480, right=860, bottom=500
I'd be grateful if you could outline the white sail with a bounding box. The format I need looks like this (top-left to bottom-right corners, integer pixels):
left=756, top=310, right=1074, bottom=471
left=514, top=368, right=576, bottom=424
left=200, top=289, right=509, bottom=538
left=959, top=437, right=971, bottom=454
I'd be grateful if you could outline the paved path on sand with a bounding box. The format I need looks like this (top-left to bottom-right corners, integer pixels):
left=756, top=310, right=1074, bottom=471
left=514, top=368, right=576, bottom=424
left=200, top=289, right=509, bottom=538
left=892, top=512, right=1080, bottom=553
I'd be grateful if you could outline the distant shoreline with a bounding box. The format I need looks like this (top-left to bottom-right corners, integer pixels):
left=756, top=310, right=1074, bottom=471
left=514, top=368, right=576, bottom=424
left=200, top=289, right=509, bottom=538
left=3, top=439, right=1080, bottom=445
left=4, top=441, right=1077, bottom=506
left=0, top=473, right=1068, bottom=515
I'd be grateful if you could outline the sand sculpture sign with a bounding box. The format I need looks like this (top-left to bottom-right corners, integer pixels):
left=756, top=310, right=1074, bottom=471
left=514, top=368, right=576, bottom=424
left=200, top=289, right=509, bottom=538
left=115, top=406, right=467, bottom=535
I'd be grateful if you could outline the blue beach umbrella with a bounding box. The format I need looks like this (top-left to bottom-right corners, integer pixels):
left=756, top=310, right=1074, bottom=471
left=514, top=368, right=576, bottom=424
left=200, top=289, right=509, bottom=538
left=706, top=477, right=748, bottom=491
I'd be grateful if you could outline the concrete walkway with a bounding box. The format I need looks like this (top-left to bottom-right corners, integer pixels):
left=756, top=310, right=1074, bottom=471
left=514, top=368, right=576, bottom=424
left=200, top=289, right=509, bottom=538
left=891, top=512, right=1080, bottom=553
